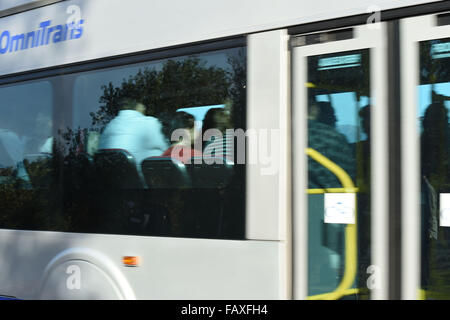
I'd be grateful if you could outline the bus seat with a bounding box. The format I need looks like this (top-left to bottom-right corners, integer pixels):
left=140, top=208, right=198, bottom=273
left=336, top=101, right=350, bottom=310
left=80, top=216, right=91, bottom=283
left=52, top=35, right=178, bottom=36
left=63, top=153, right=93, bottom=190
left=187, top=157, right=233, bottom=188
left=184, top=157, right=235, bottom=238
left=23, top=153, right=53, bottom=189
left=141, top=157, right=191, bottom=189
left=90, top=149, right=148, bottom=234
left=93, top=149, right=144, bottom=189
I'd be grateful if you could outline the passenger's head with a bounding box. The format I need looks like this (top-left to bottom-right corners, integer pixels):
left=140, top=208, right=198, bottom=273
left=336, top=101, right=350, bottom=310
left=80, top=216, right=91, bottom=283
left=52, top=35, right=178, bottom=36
left=308, top=101, right=337, bottom=127
left=202, top=108, right=229, bottom=135
left=421, top=102, right=450, bottom=184
left=119, top=97, right=146, bottom=115
left=316, top=101, right=336, bottom=127
left=173, top=111, right=195, bottom=130
left=170, top=111, right=197, bottom=145
left=423, top=102, right=448, bottom=134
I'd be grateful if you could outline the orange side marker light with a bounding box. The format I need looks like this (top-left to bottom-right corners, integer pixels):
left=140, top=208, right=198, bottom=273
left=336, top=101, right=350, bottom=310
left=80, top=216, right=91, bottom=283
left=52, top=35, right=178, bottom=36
left=122, top=256, right=140, bottom=267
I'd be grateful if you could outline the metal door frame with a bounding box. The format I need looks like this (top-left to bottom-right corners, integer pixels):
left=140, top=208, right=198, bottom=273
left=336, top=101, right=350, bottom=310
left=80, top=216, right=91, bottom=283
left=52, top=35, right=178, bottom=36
left=292, top=23, right=389, bottom=299
left=400, top=13, right=450, bottom=300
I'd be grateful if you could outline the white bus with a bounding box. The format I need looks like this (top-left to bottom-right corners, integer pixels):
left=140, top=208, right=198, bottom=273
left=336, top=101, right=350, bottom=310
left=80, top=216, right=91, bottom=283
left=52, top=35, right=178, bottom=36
left=0, top=0, right=449, bottom=300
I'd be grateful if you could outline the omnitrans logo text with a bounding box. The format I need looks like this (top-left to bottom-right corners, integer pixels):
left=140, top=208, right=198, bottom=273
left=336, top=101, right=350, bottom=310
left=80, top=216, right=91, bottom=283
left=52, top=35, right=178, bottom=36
left=0, top=19, right=84, bottom=54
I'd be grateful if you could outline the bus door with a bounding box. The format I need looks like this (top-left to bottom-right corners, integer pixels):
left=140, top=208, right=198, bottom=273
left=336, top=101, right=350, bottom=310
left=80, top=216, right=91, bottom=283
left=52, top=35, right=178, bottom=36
left=292, top=23, right=389, bottom=299
left=402, top=12, right=450, bottom=300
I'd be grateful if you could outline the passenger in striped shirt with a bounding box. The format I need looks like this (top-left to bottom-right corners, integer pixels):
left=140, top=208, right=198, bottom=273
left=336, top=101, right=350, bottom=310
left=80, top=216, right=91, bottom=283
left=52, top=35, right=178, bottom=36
left=202, top=108, right=234, bottom=163
left=307, top=101, right=354, bottom=189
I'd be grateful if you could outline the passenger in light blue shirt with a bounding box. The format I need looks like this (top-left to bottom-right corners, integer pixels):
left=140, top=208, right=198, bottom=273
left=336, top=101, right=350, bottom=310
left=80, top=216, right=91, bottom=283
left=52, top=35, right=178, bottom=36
left=98, top=98, right=168, bottom=165
left=0, top=128, right=31, bottom=183
left=0, top=128, right=24, bottom=168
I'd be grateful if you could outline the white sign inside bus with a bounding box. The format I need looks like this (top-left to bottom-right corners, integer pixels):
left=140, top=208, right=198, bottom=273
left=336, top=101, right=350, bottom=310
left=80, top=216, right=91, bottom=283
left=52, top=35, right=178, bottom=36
left=431, top=42, right=450, bottom=60
left=324, top=193, right=356, bottom=224
left=318, top=54, right=361, bottom=71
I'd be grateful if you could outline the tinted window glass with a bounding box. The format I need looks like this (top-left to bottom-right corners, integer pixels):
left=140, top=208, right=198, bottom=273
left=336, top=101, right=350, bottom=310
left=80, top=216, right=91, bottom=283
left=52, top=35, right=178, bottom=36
left=419, top=38, right=450, bottom=299
left=307, top=49, right=371, bottom=299
left=0, top=46, right=246, bottom=239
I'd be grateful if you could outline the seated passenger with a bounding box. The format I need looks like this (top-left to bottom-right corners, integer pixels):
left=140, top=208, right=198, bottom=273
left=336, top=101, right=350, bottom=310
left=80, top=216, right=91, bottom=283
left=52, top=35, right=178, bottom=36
left=0, top=125, right=30, bottom=182
left=0, top=128, right=24, bottom=169
left=161, top=111, right=202, bottom=164
left=202, top=102, right=234, bottom=163
left=98, top=98, right=168, bottom=165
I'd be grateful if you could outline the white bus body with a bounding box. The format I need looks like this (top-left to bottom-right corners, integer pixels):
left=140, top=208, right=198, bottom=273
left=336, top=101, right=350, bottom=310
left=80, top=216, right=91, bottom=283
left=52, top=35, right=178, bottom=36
left=0, top=0, right=447, bottom=300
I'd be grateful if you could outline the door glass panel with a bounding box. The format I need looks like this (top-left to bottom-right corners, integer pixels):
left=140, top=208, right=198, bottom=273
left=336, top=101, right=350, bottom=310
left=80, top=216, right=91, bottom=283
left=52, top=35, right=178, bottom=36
left=307, top=49, right=371, bottom=299
left=419, top=37, right=450, bottom=299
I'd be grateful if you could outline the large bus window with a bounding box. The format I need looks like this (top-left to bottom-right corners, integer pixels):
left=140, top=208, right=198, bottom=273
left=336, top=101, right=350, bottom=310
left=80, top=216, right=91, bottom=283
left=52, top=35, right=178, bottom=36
left=419, top=38, right=450, bottom=299
left=307, top=49, right=371, bottom=299
left=0, top=46, right=246, bottom=239
left=62, top=46, right=246, bottom=238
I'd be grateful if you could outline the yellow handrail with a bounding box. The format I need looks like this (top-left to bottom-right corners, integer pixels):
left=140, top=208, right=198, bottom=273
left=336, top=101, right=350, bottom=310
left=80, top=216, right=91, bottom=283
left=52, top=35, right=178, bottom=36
left=308, top=187, right=359, bottom=194
left=306, top=148, right=358, bottom=300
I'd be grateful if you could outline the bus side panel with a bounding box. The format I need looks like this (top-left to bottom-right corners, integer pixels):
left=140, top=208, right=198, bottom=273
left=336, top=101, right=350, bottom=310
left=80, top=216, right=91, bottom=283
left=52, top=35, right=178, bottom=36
left=0, top=230, right=280, bottom=299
